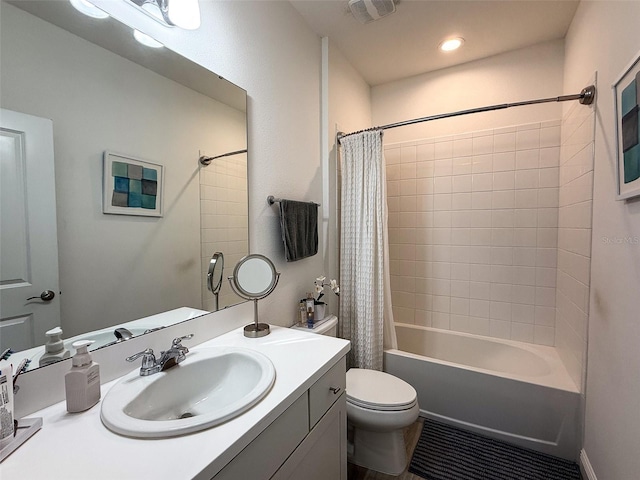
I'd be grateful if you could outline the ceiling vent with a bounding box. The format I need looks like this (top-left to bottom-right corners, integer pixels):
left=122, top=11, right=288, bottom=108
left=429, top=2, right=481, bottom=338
left=348, top=0, right=396, bottom=24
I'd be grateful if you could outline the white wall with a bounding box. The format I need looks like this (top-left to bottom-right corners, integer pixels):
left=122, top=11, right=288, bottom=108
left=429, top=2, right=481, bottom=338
left=1, top=3, right=246, bottom=338
left=79, top=0, right=324, bottom=327
left=372, top=40, right=565, bottom=144
left=325, top=40, right=372, bottom=317
left=563, top=2, right=640, bottom=479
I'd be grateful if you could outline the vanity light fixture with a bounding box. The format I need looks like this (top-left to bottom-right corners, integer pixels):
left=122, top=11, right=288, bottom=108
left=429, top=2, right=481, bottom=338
left=439, top=37, right=465, bottom=52
left=69, top=0, right=109, bottom=19
left=126, top=0, right=201, bottom=30
left=133, top=29, right=164, bottom=48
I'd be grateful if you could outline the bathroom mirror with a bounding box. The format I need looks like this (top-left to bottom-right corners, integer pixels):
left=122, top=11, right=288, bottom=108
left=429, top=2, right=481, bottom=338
left=228, top=255, right=280, bottom=338
left=0, top=1, right=248, bottom=371
left=207, top=252, right=224, bottom=311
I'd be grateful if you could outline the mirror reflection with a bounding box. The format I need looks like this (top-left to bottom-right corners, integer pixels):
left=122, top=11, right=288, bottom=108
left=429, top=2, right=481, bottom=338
left=0, top=1, right=248, bottom=371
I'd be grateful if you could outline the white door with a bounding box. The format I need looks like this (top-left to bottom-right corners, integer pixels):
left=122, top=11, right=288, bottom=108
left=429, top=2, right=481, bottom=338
left=0, top=108, right=60, bottom=351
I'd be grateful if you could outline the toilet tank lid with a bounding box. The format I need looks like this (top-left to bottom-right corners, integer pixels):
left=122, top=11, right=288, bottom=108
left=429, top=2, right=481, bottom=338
left=291, top=315, right=338, bottom=335
left=346, top=368, right=417, bottom=410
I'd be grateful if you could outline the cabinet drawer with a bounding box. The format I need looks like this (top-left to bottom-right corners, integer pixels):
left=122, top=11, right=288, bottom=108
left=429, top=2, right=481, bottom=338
left=309, top=356, right=346, bottom=428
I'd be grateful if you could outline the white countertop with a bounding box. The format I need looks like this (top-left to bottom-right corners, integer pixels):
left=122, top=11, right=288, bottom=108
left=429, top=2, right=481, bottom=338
left=2, top=326, right=350, bottom=480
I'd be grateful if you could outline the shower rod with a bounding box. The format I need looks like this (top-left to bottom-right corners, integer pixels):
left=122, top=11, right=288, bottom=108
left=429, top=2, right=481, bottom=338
left=199, top=148, right=248, bottom=166
left=336, top=85, right=596, bottom=142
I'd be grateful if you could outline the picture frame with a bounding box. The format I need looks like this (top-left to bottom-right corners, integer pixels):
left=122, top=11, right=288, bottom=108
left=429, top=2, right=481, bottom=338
left=103, top=151, right=164, bottom=217
left=613, top=49, right=640, bottom=200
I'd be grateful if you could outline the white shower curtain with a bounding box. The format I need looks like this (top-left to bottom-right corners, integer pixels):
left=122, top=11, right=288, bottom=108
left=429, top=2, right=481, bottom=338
left=339, top=130, right=397, bottom=371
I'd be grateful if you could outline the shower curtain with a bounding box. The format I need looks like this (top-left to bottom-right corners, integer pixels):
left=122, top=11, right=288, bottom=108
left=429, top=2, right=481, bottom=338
left=339, top=130, right=397, bottom=371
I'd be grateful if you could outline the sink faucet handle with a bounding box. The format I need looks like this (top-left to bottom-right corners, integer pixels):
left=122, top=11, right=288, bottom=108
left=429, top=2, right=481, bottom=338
left=172, top=334, right=194, bottom=348
left=126, top=348, right=161, bottom=376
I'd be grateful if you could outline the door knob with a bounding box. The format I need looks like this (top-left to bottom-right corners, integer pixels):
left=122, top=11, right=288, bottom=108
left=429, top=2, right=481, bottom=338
left=27, top=290, right=55, bottom=301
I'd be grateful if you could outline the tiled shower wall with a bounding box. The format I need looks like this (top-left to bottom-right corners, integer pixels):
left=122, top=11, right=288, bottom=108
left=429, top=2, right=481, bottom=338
left=385, top=121, right=563, bottom=346
left=199, top=155, right=248, bottom=312
left=555, top=99, right=595, bottom=390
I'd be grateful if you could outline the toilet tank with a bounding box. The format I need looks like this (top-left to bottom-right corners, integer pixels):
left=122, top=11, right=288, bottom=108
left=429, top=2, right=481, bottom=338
left=291, top=315, right=338, bottom=337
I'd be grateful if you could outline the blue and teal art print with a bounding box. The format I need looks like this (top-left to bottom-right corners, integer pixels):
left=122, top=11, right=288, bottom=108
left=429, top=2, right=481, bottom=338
left=111, top=161, right=158, bottom=210
left=621, top=71, right=640, bottom=184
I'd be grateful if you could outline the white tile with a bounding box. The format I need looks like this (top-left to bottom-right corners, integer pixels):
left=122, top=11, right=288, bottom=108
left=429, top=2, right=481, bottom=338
left=493, top=132, right=516, bottom=153
left=386, top=148, right=402, bottom=165
left=540, top=125, right=561, bottom=148
left=434, top=176, right=452, bottom=194
left=434, top=141, right=453, bottom=160
left=472, top=192, right=493, bottom=210
left=417, top=143, right=435, bottom=161
left=516, top=129, right=540, bottom=150
left=432, top=312, right=450, bottom=329
left=451, top=227, right=471, bottom=245
left=537, top=188, right=559, bottom=208
left=453, top=138, right=473, bottom=157
left=491, top=301, right=512, bottom=321
left=433, top=194, right=452, bottom=211
left=470, top=263, right=492, bottom=280
left=387, top=164, right=401, bottom=181
left=434, top=159, right=453, bottom=177
left=433, top=211, right=452, bottom=227
left=451, top=210, right=471, bottom=227
left=450, top=245, right=470, bottom=263
left=492, top=210, right=514, bottom=228
left=416, top=195, right=434, bottom=212
left=450, top=314, right=471, bottom=333
left=416, top=161, right=435, bottom=178
left=399, top=212, right=417, bottom=227
left=515, top=169, right=540, bottom=189
left=512, top=303, right=535, bottom=323
left=470, top=281, right=492, bottom=300
left=400, top=179, right=417, bottom=195
left=493, top=171, right=515, bottom=190
left=400, top=162, right=417, bottom=180
left=469, top=246, right=492, bottom=264
left=537, top=208, right=558, bottom=228
left=452, top=175, right=472, bottom=193
left=516, top=149, right=539, bottom=170
left=491, top=246, right=513, bottom=265
left=451, top=280, right=470, bottom=298
left=514, top=209, right=537, bottom=228
left=491, top=283, right=512, bottom=302
left=535, top=306, right=556, bottom=326
left=537, top=228, right=558, bottom=248
left=492, top=190, right=515, bottom=209
left=539, top=147, right=561, bottom=168
left=536, top=248, right=558, bottom=268
left=515, top=190, right=538, bottom=209
left=472, top=135, right=494, bottom=155
left=469, top=210, right=492, bottom=228
left=491, top=265, right=514, bottom=284
left=472, top=154, right=493, bottom=173
left=432, top=228, right=452, bottom=244
left=491, top=228, right=514, bottom=246
left=539, top=167, right=559, bottom=188
left=513, top=266, right=536, bottom=286
left=534, top=325, right=555, bottom=346
left=400, top=195, right=417, bottom=212
left=535, top=286, right=556, bottom=307
left=470, top=228, right=492, bottom=245
left=472, top=173, right=493, bottom=191
left=452, top=193, right=472, bottom=210
left=451, top=297, right=470, bottom=315
left=418, top=177, right=432, bottom=195
left=493, top=152, right=516, bottom=171
left=512, top=285, right=536, bottom=305
left=490, top=319, right=511, bottom=339
left=452, top=157, right=473, bottom=175
left=470, top=299, right=490, bottom=318
left=511, top=322, right=535, bottom=342
left=451, top=262, right=470, bottom=280
left=536, top=267, right=557, bottom=287
left=401, top=145, right=417, bottom=163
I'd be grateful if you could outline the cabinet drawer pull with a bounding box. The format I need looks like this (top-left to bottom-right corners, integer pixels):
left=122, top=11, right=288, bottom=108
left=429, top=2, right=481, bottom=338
left=329, top=386, right=341, bottom=395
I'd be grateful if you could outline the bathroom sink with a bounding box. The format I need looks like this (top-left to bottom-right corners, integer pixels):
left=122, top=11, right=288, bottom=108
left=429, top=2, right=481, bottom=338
left=100, top=347, right=276, bottom=438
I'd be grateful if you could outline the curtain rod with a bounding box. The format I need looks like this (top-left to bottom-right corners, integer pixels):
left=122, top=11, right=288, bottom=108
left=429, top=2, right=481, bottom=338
left=199, top=148, right=248, bottom=166
left=337, top=85, right=596, bottom=143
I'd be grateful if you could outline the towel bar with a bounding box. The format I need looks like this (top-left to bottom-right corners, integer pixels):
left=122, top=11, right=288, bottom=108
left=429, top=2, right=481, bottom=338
left=267, top=195, right=320, bottom=206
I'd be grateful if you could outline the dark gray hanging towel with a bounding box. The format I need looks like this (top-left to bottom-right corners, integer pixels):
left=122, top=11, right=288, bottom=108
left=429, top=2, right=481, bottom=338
left=278, top=199, right=318, bottom=262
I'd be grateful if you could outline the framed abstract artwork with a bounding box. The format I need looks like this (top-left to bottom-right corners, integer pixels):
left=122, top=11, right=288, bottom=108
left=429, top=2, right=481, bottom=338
left=103, top=152, right=163, bottom=217
left=613, top=50, right=640, bottom=200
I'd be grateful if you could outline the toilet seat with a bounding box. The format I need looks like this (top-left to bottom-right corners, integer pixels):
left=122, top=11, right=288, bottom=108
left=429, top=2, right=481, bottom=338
left=346, top=369, right=417, bottom=412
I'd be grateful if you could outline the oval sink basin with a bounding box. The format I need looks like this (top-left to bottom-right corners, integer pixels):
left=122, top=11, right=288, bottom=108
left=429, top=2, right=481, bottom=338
left=100, top=347, right=276, bottom=438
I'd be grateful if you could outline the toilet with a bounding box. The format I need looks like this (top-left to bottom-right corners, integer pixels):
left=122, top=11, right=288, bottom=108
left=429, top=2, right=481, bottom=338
left=292, top=315, right=419, bottom=475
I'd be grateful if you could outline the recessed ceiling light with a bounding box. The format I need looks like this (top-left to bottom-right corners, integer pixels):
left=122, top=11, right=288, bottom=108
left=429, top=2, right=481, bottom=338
left=69, top=0, right=109, bottom=19
left=439, top=37, right=465, bottom=52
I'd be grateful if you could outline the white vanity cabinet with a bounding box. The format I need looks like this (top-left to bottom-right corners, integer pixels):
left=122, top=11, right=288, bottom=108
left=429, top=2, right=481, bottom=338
left=212, top=356, right=347, bottom=480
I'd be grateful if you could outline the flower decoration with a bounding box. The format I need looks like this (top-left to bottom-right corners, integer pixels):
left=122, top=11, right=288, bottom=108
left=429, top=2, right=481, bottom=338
left=313, top=275, right=339, bottom=303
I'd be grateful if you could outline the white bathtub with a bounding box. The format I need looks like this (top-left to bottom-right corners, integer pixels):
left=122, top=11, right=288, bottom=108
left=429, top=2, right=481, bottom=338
left=384, top=323, right=580, bottom=460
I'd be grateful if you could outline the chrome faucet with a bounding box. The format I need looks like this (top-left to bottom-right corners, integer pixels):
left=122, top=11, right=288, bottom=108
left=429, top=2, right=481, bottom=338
left=157, top=334, right=194, bottom=371
left=126, top=334, right=194, bottom=376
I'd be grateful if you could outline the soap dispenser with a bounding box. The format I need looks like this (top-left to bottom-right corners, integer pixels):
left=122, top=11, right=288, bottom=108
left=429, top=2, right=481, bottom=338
left=65, top=340, right=100, bottom=413
left=39, top=326, right=71, bottom=367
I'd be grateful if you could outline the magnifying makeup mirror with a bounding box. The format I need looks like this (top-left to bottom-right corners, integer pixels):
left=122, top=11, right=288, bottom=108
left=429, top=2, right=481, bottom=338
left=228, top=254, right=280, bottom=338
left=207, top=252, right=224, bottom=311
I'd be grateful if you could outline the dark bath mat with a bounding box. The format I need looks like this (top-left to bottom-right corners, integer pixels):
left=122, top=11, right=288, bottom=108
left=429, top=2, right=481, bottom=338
left=409, top=418, right=582, bottom=480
